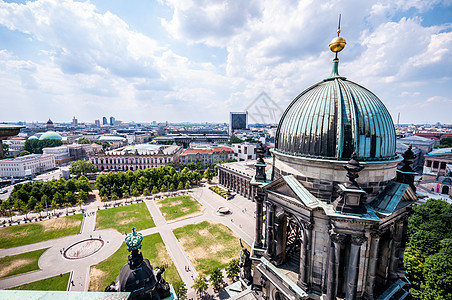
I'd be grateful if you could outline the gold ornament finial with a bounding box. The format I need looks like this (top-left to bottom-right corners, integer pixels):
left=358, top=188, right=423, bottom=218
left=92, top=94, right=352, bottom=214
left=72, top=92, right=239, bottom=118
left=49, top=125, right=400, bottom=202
left=329, top=14, right=346, bottom=56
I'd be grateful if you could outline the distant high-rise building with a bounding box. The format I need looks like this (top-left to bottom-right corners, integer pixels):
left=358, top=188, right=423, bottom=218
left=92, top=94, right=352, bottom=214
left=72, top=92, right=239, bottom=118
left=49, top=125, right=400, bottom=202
left=102, top=117, right=108, bottom=125
left=95, top=119, right=100, bottom=127
left=110, top=116, right=115, bottom=126
left=229, top=112, right=248, bottom=134
left=72, top=116, right=78, bottom=127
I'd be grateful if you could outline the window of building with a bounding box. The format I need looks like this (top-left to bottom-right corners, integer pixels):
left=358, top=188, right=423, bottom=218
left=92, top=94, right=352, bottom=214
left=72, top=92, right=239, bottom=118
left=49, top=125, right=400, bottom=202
left=440, top=162, right=446, bottom=170
left=433, top=161, right=439, bottom=169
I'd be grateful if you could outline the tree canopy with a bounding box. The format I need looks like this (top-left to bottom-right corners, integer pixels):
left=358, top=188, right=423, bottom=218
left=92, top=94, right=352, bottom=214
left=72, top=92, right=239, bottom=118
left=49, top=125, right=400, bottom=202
left=1, top=177, right=92, bottom=217
left=70, top=160, right=97, bottom=176
left=77, top=137, right=91, bottom=144
left=404, top=199, right=452, bottom=299
left=24, top=139, right=63, bottom=154
left=94, top=165, right=199, bottom=200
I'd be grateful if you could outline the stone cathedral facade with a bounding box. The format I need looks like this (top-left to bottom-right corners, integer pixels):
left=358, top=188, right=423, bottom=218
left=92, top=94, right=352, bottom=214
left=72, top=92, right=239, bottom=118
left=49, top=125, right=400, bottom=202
left=248, top=31, right=417, bottom=300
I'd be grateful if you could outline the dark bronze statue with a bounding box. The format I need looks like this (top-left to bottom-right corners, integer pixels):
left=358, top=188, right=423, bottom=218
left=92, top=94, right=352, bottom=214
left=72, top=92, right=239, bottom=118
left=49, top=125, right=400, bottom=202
left=239, top=239, right=252, bottom=283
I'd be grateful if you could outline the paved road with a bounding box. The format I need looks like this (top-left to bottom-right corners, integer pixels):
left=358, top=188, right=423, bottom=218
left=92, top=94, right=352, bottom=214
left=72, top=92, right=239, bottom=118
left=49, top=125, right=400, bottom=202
left=0, top=184, right=256, bottom=295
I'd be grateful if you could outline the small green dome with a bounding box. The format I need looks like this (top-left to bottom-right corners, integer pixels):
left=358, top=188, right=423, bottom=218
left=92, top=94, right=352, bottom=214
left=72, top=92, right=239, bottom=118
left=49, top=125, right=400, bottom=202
left=28, top=135, right=38, bottom=140
left=39, top=131, right=62, bottom=140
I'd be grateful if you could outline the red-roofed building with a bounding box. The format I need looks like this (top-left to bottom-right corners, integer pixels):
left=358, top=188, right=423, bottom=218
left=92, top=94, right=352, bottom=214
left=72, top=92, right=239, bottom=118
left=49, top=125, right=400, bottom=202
left=180, top=145, right=233, bottom=164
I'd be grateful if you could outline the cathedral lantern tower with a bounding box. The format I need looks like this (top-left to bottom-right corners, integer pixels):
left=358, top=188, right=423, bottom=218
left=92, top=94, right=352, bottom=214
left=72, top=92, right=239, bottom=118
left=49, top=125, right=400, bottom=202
left=250, top=19, right=416, bottom=300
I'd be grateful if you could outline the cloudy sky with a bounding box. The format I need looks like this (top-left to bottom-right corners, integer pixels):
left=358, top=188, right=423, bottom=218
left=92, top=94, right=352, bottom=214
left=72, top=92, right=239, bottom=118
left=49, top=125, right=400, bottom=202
left=0, top=0, right=451, bottom=124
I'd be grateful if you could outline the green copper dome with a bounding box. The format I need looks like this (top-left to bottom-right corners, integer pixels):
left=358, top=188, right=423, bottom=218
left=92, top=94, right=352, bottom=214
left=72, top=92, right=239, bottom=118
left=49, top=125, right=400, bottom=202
left=275, top=60, right=397, bottom=161
left=39, top=131, right=62, bottom=140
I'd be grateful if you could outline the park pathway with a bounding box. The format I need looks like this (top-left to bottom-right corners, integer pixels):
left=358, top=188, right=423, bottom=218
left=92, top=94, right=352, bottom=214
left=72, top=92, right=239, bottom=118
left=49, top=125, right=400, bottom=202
left=68, top=206, right=97, bottom=291
left=144, top=200, right=198, bottom=289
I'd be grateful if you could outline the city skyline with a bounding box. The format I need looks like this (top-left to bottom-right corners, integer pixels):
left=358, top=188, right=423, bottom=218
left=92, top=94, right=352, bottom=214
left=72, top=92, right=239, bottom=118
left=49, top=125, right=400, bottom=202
left=0, top=0, right=451, bottom=124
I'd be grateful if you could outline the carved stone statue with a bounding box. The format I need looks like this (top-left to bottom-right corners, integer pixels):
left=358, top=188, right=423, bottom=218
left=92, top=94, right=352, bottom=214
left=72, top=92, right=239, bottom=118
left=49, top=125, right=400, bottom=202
left=239, top=239, right=252, bottom=283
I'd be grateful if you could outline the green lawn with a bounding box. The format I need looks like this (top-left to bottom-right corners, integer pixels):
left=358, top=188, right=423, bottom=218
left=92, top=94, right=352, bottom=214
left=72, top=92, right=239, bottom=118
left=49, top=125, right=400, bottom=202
left=10, top=272, right=70, bottom=291
left=156, top=195, right=204, bottom=222
left=96, top=202, right=155, bottom=233
left=89, top=233, right=181, bottom=292
left=0, top=248, right=48, bottom=279
left=173, top=221, right=248, bottom=275
left=0, top=214, right=83, bottom=249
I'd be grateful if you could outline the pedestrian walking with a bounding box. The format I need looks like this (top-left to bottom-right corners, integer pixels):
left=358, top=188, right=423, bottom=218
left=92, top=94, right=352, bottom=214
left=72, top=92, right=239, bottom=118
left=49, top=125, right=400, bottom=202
left=71, top=280, right=75, bottom=286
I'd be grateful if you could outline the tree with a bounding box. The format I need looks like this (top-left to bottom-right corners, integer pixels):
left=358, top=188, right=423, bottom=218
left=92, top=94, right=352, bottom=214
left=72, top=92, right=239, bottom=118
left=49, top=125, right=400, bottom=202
left=77, top=137, right=90, bottom=144
left=422, top=243, right=452, bottom=300
left=228, top=135, right=243, bottom=144
left=151, top=186, right=159, bottom=194
left=2, top=143, right=9, bottom=155
left=63, top=202, right=71, bottom=214
left=111, top=193, right=119, bottom=202
left=192, top=275, right=208, bottom=298
left=101, top=141, right=111, bottom=149
left=210, top=267, right=224, bottom=291
left=405, top=199, right=452, bottom=299
left=192, top=171, right=202, bottom=184
left=78, top=190, right=88, bottom=201
left=19, top=150, right=30, bottom=157
left=53, top=191, right=63, bottom=204
left=226, top=258, right=240, bottom=282
left=24, top=139, right=62, bottom=154
left=70, top=160, right=97, bottom=176
left=122, top=191, right=130, bottom=199
left=132, top=188, right=140, bottom=200
left=65, top=191, right=75, bottom=204
left=169, top=183, right=176, bottom=192
left=203, top=168, right=214, bottom=182
left=50, top=200, right=59, bottom=215
left=185, top=182, right=191, bottom=190
left=143, top=188, right=150, bottom=195
left=177, top=181, right=184, bottom=190
left=34, top=202, right=44, bottom=217
left=160, top=185, right=167, bottom=193
left=76, top=199, right=84, bottom=211
left=27, top=196, right=37, bottom=211
left=173, top=281, right=187, bottom=300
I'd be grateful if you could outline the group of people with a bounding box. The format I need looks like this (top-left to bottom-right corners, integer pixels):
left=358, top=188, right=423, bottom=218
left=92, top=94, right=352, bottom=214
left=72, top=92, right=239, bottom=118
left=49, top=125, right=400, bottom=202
left=84, top=211, right=95, bottom=217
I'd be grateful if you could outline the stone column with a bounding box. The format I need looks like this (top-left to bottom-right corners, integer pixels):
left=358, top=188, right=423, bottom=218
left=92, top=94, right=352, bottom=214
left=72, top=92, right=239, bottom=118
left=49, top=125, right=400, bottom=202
left=365, top=231, right=381, bottom=299
left=254, top=188, right=264, bottom=248
left=346, top=235, right=367, bottom=300
left=326, top=232, right=346, bottom=299
left=264, top=202, right=275, bottom=259
left=298, top=222, right=314, bottom=290
left=390, top=221, right=404, bottom=275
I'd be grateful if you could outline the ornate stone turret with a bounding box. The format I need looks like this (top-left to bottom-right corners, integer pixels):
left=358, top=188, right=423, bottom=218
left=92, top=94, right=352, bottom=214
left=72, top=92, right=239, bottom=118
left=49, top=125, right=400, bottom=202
left=396, top=144, right=417, bottom=191
left=255, top=142, right=267, bottom=182
left=333, top=153, right=367, bottom=214
left=105, top=227, right=172, bottom=299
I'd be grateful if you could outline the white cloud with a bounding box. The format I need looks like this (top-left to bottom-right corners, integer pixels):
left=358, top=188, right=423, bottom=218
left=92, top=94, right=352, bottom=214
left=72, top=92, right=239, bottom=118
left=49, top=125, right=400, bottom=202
left=0, top=0, right=451, bottom=123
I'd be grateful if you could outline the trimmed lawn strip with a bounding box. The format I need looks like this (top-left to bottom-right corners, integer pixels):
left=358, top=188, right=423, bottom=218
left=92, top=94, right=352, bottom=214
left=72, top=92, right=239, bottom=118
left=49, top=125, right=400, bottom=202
left=0, top=214, right=83, bottom=249
left=96, top=202, right=155, bottom=233
left=0, top=248, right=48, bottom=279
left=89, top=233, right=181, bottom=291
left=173, top=220, right=249, bottom=275
left=10, top=272, right=70, bottom=291
left=155, top=195, right=203, bottom=222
